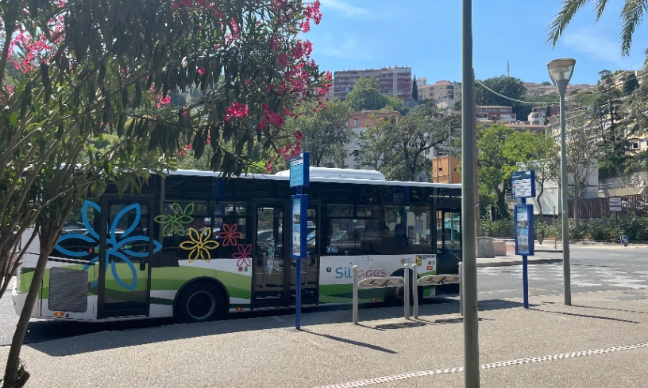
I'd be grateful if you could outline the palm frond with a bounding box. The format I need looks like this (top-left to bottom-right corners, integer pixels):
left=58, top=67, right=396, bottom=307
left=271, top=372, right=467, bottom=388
left=547, top=0, right=594, bottom=46
left=594, top=0, right=610, bottom=19
left=621, top=0, right=648, bottom=55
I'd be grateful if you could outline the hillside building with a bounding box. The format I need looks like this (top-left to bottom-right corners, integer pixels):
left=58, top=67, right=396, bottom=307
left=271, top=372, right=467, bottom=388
left=333, top=66, right=413, bottom=102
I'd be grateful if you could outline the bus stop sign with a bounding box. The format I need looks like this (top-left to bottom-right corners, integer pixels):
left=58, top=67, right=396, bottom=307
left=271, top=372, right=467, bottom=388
left=290, top=152, right=310, bottom=188
left=511, top=170, right=536, bottom=199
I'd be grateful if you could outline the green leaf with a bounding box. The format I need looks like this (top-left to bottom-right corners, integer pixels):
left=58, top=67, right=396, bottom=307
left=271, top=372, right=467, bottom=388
left=98, top=63, right=106, bottom=86
left=20, top=81, right=32, bottom=119
left=87, top=80, right=95, bottom=105
left=116, top=116, right=125, bottom=137
left=121, top=87, right=128, bottom=107
left=40, top=62, right=52, bottom=103
left=9, top=111, right=18, bottom=126
left=134, top=81, right=142, bottom=107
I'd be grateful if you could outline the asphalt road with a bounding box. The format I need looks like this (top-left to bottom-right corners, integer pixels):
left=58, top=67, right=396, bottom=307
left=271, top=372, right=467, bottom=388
left=479, top=244, right=648, bottom=300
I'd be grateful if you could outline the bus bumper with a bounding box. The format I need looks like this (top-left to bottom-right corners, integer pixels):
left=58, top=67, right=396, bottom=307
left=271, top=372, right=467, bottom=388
left=11, top=282, right=37, bottom=318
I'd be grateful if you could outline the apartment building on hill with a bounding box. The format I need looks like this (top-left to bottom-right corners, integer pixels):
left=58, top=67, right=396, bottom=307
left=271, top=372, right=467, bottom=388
left=333, top=66, right=413, bottom=101
left=476, top=106, right=516, bottom=124
left=418, top=80, right=461, bottom=107
left=527, top=104, right=580, bottom=125
left=523, top=82, right=595, bottom=95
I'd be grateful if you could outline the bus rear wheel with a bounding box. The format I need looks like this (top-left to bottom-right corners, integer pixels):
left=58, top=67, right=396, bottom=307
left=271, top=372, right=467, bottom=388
left=176, top=282, right=226, bottom=323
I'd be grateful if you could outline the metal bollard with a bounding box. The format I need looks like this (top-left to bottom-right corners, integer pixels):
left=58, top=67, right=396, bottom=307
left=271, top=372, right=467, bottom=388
left=411, top=263, right=419, bottom=319
left=352, top=265, right=359, bottom=325
left=403, top=263, right=410, bottom=319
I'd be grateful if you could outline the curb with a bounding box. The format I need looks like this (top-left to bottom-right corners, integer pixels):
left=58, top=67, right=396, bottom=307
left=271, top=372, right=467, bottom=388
left=477, top=258, right=563, bottom=268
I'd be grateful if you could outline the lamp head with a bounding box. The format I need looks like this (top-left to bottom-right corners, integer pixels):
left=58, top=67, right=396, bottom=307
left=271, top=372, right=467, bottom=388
left=547, top=58, right=576, bottom=85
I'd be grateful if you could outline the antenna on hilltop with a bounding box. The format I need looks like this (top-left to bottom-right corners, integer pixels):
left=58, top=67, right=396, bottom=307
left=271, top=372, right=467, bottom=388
left=507, top=60, right=510, bottom=77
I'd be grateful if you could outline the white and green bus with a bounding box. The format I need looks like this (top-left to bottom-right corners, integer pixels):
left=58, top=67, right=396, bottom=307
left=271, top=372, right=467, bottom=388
left=13, top=168, right=462, bottom=322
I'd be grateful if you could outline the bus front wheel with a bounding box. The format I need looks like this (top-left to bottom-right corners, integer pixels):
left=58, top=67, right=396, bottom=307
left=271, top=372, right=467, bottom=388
left=175, top=282, right=227, bottom=323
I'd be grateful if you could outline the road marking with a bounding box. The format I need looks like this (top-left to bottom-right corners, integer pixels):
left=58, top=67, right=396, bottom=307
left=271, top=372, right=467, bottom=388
left=316, top=342, right=648, bottom=388
left=479, top=289, right=517, bottom=295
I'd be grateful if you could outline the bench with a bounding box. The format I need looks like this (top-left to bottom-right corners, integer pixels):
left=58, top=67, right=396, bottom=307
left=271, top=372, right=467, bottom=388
left=411, top=263, right=463, bottom=319
left=352, top=264, right=410, bottom=325
left=352, top=263, right=463, bottom=324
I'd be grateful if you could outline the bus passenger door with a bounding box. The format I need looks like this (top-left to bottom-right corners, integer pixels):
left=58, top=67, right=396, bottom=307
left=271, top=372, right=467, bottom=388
left=435, top=209, right=462, bottom=275
left=97, top=196, right=154, bottom=319
left=290, top=204, right=319, bottom=304
left=253, top=204, right=288, bottom=304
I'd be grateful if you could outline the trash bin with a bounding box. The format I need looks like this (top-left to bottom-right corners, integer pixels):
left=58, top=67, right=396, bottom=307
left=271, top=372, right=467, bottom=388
left=620, top=235, right=629, bottom=247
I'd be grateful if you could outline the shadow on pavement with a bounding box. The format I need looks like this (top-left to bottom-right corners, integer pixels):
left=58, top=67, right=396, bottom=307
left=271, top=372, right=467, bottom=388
left=373, top=321, right=427, bottom=330
left=571, top=304, right=648, bottom=315
left=531, top=307, right=640, bottom=324
left=27, top=297, right=524, bottom=357
left=300, top=329, right=398, bottom=354
left=477, top=298, right=525, bottom=311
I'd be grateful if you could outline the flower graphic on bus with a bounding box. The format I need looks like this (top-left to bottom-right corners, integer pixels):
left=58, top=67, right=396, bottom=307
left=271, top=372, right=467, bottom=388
left=233, top=244, right=252, bottom=272
left=218, top=223, right=242, bottom=246
left=55, top=200, right=162, bottom=291
left=179, top=227, right=220, bottom=262
left=154, top=202, right=194, bottom=235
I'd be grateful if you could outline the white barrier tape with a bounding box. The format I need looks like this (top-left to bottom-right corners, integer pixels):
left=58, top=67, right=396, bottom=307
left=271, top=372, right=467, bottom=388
left=316, top=341, right=648, bottom=388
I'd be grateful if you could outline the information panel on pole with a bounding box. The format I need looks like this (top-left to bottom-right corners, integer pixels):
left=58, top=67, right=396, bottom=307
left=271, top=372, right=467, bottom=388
left=289, top=152, right=309, bottom=330
left=291, top=194, right=308, bottom=259
left=514, top=204, right=534, bottom=256
left=511, top=170, right=536, bottom=199
left=290, top=152, right=310, bottom=188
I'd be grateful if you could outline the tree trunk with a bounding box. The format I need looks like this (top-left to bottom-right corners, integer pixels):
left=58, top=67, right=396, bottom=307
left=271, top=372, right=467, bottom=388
left=536, top=183, right=545, bottom=217
left=573, top=197, right=580, bottom=231
left=3, top=225, right=57, bottom=388
left=494, top=187, right=509, bottom=219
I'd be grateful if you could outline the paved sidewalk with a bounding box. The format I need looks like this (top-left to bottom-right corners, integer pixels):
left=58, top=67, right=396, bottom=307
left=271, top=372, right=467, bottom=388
left=2, top=287, right=648, bottom=387
left=3, top=242, right=647, bottom=387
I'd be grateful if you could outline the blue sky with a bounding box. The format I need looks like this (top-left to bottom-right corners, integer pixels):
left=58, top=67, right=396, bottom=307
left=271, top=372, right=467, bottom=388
left=306, top=0, right=648, bottom=85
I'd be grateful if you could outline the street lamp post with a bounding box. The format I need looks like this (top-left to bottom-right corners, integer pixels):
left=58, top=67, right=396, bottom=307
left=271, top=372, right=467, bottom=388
left=547, top=58, right=576, bottom=306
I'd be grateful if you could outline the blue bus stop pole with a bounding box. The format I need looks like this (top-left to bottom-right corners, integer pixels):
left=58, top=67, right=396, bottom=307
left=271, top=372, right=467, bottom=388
left=296, top=186, right=302, bottom=330
left=522, top=197, right=529, bottom=309
left=522, top=254, right=528, bottom=309
left=296, top=259, right=302, bottom=329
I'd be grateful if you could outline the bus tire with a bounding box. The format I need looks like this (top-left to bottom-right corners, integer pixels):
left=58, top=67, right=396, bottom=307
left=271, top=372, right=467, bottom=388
left=175, top=281, right=227, bottom=323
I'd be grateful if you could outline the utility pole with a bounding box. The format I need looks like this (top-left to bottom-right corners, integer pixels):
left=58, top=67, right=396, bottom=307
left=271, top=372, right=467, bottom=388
left=462, top=0, right=480, bottom=386
left=448, top=122, right=453, bottom=184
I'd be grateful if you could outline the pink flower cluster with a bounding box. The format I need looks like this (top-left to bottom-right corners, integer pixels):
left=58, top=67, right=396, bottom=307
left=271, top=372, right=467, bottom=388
left=277, top=131, right=302, bottom=158
left=220, top=17, right=240, bottom=44
left=258, top=103, right=285, bottom=130
left=318, top=71, right=333, bottom=96
left=291, top=40, right=313, bottom=60
left=271, top=0, right=287, bottom=12
left=224, top=102, right=249, bottom=122
left=156, top=95, right=171, bottom=108
left=7, top=2, right=65, bottom=74
left=301, top=0, right=322, bottom=32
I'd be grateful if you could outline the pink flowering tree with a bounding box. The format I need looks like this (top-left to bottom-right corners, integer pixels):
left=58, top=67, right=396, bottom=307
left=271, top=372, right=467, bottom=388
left=173, top=0, right=331, bottom=170
left=0, top=1, right=328, bottom=386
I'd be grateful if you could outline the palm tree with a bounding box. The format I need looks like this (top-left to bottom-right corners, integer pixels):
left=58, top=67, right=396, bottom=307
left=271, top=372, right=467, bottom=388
left=547, top=0, right=647, bottom=56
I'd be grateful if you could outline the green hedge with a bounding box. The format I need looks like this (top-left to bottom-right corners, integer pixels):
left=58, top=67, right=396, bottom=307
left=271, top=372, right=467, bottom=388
left=481, top=217, right=648, bottom=242
left=481, top=219, right=514, bottom=238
